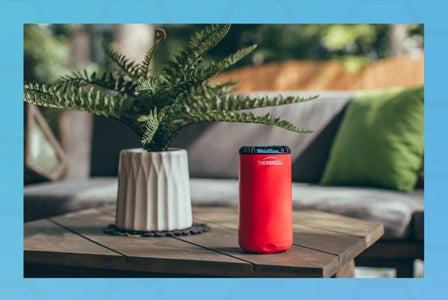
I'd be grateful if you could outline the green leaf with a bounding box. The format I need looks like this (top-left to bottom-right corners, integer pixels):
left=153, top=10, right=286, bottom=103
left=24, top=82, right=124, bottom=119
left=55, top=70, right=137, bottom=95
left=102, top=43, right=140, bottom=80
left=161, top=24, right=231, bottom=82
left=185, top=110, right=313, bottom=133
left=141, top=108, right=163, bottom=149
left=211, top=44, right=258, bottom=76
left=216, top=93, right=319, bottom=111
left=138, top=28, right=167, bottom=80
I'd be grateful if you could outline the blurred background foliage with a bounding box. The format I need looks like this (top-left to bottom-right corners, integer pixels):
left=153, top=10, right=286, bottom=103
left=24, top=24, right=424, bottom=139
left=25, top=24, right=424, bottom=82
left=153, top=24, right=423, bottom=73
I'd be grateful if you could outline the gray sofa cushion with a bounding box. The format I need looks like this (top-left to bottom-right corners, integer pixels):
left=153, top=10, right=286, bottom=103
left=292, top=183, right=423, bottom=240
left=24, top=177, right=423, bottom=240
left=24, top=177, right=118, bottom=222
left=172, top=91, right=352, bottom=182
left=190, top=178, right=423, bottom=240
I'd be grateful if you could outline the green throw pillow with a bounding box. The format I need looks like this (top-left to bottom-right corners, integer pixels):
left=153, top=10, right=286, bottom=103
left=320, top=86, right=424, bottom=192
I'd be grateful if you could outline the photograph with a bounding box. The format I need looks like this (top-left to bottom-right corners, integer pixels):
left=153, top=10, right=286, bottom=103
left=23, top=23, right=424, bottom=278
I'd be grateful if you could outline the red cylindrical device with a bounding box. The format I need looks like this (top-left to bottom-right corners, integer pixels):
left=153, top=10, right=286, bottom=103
left=238, top=145, right=293, bottom=254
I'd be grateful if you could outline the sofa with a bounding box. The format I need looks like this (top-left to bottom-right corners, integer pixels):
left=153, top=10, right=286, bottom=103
left=24, top=89, right=424, bottom=277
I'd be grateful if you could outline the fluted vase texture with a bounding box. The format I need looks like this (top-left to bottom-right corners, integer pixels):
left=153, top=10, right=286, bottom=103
left=115, top=148, right=192, bottom=231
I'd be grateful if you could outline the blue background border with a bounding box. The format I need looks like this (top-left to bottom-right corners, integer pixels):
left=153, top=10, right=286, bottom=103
left=1, top=0, right=446, bottom=299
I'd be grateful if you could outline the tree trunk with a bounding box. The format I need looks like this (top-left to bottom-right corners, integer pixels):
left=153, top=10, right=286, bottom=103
left=113, top=24, right=154, bottom=63
left=389, top=24, right=409, bottom=57
left=59, top=26, right=94, bottom=179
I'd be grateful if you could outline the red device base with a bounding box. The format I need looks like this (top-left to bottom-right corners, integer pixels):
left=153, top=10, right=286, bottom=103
left=239, top=152, right=293, bottom=254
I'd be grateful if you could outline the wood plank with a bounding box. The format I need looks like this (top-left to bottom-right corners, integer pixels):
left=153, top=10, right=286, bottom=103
left=24, top=219, right=123, bottom=270
left=293, top=224, right=365, bottom=265
left=50, top=208, right=253, bottom=277
left=29, top=205, right=383, bottom=278
left=294, top=210, right=384, bottom=247
left=193, top=207, right=384, bottom=248
left=176, top=224, right=340, bottom=278
left=82, top=205, right=344, bottom=277
left=193, top=206, right=238, bottom=227
left=335, top=260, right=355, bottom=278
left=25, top=264, right=217, bottom=278
left=96, top=204, right=116, bottom=217
left=193, top=206, right=380, bottom=267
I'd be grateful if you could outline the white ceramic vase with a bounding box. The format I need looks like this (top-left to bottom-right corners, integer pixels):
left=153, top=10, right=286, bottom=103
left=115, top=148, right=192, bottom=231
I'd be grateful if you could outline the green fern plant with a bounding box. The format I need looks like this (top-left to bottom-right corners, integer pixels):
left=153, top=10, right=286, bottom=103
left=24, top=24, right=317, bottom=151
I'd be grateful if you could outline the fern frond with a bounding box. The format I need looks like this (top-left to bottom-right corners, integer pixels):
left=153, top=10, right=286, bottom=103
left=215, top=94, right=319, bottom=111
left=56, top=70, right=137, bottom=95
left=55, top=70, right=92, bottom=88
left=154, top=44, right=256, bottom=111
left=24, top=82, right=124, bottom=119
left=204, top=44, right=257, bottom=80
left=137, top=77, right=160, bottom=95
left=141, top=108, right=163, bottom=149
left=184, top=110, right=312, bottom=133
left=156, top=105, right=313, bottom=151
left=188, top=24, right=231, bottom=53
left=177, top=44, right=256, bottom=87
left=209, top=81, right=237, bottom=94
left=103, top=43, right=140, bottom=80
left=162, top=24, right=231, bottom=82
left=137, top=76, right=182, bottom=111
left=138, top=28, right=167, bottom=80
left=166, top=86, right=317, bottom=119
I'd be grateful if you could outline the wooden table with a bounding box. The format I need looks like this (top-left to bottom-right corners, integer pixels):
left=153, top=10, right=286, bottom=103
left=24, top=205, right=384, bottom=278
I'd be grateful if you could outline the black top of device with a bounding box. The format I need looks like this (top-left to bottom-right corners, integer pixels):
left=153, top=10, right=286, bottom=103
left=239, top=145, right=291, bottom=154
